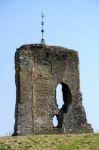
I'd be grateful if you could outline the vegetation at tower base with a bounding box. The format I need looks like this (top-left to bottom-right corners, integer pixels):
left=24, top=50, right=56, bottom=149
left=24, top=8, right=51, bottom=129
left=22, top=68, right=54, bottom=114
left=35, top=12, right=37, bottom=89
left=14, top=44, right=93, bottom=135
left=0, top=134, right=99, bottom=150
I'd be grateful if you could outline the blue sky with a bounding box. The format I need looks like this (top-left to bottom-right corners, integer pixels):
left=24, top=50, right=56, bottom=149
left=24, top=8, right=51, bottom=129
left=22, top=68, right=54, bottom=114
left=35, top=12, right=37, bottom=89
left=0, top=0, right=99, bottom=136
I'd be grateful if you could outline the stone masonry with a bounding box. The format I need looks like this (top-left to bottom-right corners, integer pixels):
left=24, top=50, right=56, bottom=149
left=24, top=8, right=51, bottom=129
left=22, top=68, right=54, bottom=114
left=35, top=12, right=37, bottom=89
left=14, top=44, right=93, bottom=135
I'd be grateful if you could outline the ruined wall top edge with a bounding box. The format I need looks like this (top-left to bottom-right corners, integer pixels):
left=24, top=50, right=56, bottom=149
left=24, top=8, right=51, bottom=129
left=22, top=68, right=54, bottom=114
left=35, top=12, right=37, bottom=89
left=16, top=44, right=77, bottom=52
left=15, top=44, right=79, bottom=62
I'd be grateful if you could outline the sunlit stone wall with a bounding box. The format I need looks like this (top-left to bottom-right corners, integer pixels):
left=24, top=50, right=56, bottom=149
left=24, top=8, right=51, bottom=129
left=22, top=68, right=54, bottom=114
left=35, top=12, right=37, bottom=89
left=14, top=44, right=93, bottom=135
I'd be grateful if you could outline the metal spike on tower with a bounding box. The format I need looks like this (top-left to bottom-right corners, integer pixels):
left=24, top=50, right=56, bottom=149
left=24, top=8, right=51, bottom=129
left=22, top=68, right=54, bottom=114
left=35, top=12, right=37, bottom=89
left=40, top=13, right=45, bottom=45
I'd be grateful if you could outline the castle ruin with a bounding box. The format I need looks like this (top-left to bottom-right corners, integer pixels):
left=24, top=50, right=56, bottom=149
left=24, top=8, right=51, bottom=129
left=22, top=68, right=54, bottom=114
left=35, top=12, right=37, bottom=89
left=14, top=44, right=93, bottom=135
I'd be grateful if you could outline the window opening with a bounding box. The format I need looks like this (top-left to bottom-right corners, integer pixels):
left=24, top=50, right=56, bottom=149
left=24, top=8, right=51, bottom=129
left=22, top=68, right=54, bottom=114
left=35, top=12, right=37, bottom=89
left=52, top=115, right=58, bottom=127
left=53, top=82, right=72, bottom=129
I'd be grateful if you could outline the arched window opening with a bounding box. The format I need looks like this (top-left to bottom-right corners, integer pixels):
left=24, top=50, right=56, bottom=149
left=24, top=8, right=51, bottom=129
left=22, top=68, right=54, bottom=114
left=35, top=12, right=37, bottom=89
left=56, top=82, right=72, bottom=113
left=53, top=83, right=72, bottom=129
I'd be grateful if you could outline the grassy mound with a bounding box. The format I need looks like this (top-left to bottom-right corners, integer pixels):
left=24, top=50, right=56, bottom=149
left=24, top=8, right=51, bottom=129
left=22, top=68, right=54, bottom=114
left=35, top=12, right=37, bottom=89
left=0, top=133, right=99, bottom=150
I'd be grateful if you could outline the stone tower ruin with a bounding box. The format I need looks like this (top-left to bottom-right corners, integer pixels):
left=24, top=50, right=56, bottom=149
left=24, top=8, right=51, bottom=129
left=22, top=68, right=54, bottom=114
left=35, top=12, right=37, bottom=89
left=14, top=44, right=93, bottom=135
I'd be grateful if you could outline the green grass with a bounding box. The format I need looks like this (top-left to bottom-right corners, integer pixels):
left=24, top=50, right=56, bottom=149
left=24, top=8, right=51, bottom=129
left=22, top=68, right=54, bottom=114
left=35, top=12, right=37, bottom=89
left=0, top=134, right=99, bottom=150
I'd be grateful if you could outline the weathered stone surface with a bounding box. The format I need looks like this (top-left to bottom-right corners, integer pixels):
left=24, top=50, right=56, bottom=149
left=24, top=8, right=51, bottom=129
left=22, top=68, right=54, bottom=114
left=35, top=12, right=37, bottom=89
left=14, top=44, right=93, bottom=135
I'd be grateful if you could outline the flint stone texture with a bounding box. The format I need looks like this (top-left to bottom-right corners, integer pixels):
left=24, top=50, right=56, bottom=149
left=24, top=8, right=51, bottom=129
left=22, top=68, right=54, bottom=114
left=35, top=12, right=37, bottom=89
left=14, top=44, right=93, bottom=135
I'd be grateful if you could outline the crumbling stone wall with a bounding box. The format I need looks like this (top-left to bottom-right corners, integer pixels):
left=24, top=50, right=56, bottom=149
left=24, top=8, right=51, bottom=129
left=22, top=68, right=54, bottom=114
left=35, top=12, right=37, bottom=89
left=14, top=44, right=93, bottom=135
